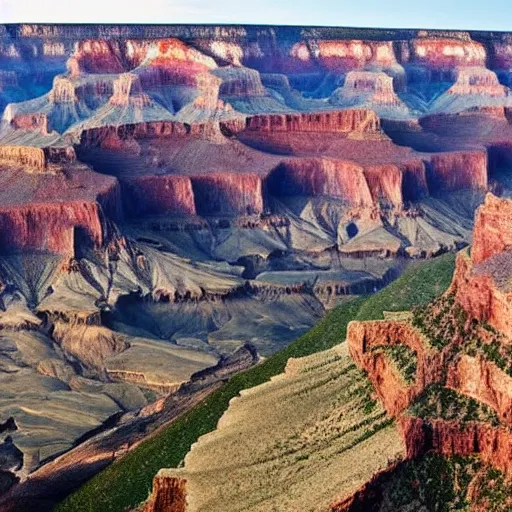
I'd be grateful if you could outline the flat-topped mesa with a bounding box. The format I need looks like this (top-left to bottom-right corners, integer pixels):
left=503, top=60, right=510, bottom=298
left=448, top=67, right=507, bottom=97
left=191, top=174, right=263, bottom=215
left=124, top=175, right=196, bottom=217
left=408, top=38, right=487, bottom=70
left=79, top=122, right=189, bottom=148
left=214, top=66, right=266, bottom=97
left=333, top=71, right=404, bottom=106
left=244, top=109, right=382, bottom=135
left=48, top=76, right=77, bottom=103
left=425, top=150, right=488, bottom=193
left=109, top=73, right=152, bottom=108
left=266, top=158, right=374, bottom=207
left=0, top=145, right=76, bottom=170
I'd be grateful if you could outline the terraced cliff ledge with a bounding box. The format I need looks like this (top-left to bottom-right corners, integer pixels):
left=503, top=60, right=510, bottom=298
left=332, top=193, right=512, bottom=509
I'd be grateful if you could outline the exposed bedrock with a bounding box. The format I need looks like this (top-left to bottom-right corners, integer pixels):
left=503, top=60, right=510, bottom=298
left=9, top=113, right=49, bottom=135
left=399, top=416, right=512, bottom=478
left=407, top=38, right=487, bottom=69
left=0, top=142, right=76, bottom=170
left=191, top=174, right=263, bottom=215
left=123, top=175, right=196, bottom=217
left=213, top=66, right=266, bottom=97
left=125, top=38, right=218, bottom=71
left=448, top=67, right=507, bottom=97
left=0, top=175, right=121, bottom=255
left=52, top=321, right=129, bottom=374
left=450, top=249, right=512, bottom=338
left=331, top=71, right=405, bottom=106
left=0, top=201, right=106, bottom=255
left=266, top=158, right=427, bottom=208
left=447, top=354, right=512, bottom=423
left=79, top=122, right=202, bottom=148
left=243, top=109, right=382, bottom=135
left=286, top=40, right=399, bottom=74
left=471, top=193, right=512, bottom=265
left=109, top=73, right=152, bottom=108
left=347, top=320, right=444, bottom=416
left=424, top=150, right=488, bottom=193
left=141, top=472, right=187, bottom=512
left=363, top=164, right=404, bottom=207
left=266, top=159, right=373, bottom=206
left=69, top=39, right=125, bottom=74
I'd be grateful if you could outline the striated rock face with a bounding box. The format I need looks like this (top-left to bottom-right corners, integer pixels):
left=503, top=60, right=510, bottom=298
left=425, top=150, right=488, bottom=193
left=347, top=320, right=443, bottom=416
left=0, top=201, right=106, bottom=254
left=244, top=109, right=382, bottom=134
left=448, top=67, right=507, bottom=97
left=342, top=194, right=512, bottom=509
left=288, top=40, right=398, bottom=73
left=71, top=39, right=125, bottom=74
left=447, top=354, right=512, bottom=423
left=124, top=175, right=196, bottom=216
left=449, top=194, right=512, bottom=337
left=0, top=145, right=47, bottom=169
left=332, top=71, right=404, bottom=106
left=471, top=193, right=512, bottom=265
left=191, top=174, right=263, bottom=215
left=214, top=66, right=266, bottom=97
left=141, top=472, right=187, bottom=512
left=109, top=73, right=152, bottom=108
left=266, top=159, right=373, bottom=206
left=408, top=38, right=487, bottom=69
left=399, top=416, right=512, bottom=478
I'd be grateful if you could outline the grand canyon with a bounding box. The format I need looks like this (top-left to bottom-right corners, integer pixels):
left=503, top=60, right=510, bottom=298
left=1, top=22, right=512, bottom=511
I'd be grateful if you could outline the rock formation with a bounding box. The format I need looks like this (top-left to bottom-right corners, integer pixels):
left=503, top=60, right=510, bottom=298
left=335, top=193, right=512, bottom=509
left=4, top=23, right=512, bottom=508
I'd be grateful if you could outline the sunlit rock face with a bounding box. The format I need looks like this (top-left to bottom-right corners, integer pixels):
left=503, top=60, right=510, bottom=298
left=5, top=24, right=512, bottom=506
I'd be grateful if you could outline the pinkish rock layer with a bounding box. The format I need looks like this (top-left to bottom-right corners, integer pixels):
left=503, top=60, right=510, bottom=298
left=191, top=174, right=263, bottom=215
left=125, top=175, right=196, bottom=216
left=244, top=109, right=382, bottom=134
left=0, top=201, right=105, bottom=254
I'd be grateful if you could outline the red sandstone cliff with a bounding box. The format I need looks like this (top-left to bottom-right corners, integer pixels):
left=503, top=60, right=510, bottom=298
left=140, top=473, right=187, bottom=512
left=191, top=174, right=263, bottom=215
left=425, top=150, right=488, bottom=193
left=0, top=201, right=106, bottom=255
left=244, top=109, right=382, bottom=135
left=471, top=193, right=512, bottom=265
left=266, top=159, right=373, bottom=206
left=347, top=320, right=444, bottom=416
left=124, top=175, right=196, bottom=217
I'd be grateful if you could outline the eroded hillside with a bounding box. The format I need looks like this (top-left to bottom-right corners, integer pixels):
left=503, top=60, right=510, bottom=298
left=2, top=23, right=512, bottom=508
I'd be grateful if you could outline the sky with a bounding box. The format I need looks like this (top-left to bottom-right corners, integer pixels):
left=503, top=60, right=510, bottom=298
left=1, top=0, right=512, bottom=32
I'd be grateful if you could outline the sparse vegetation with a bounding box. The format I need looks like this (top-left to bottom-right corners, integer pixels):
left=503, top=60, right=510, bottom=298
left=371, top=344, right=417, bottom=384
left=56, top=254, right=456, bottom=512
left=411, top=293, right=466, bottom=349
left=408, top=384, right=500, bottom=426
left=383, top=454, right=512, bottom=512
